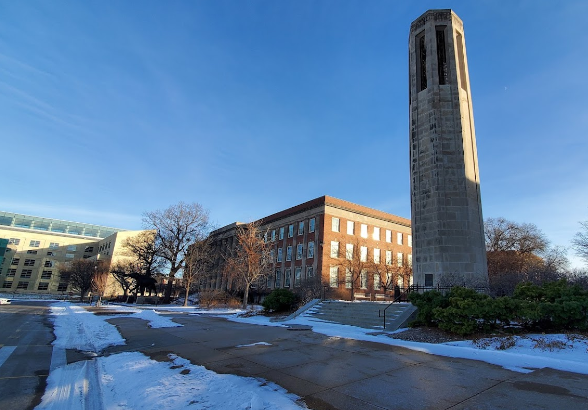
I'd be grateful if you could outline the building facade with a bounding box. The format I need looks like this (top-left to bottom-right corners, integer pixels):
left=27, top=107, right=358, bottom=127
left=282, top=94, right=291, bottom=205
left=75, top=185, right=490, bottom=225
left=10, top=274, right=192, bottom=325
left=208, top=196, right=412, bottom=301
left=0, top=211, right=141, bottom=296
left=408, top=10, right=488, bottom=287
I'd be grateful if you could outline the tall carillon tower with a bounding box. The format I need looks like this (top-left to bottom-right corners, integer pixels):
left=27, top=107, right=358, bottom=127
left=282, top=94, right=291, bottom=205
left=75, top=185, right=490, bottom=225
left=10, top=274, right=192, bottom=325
left=408, top=10, right=488, bottom=287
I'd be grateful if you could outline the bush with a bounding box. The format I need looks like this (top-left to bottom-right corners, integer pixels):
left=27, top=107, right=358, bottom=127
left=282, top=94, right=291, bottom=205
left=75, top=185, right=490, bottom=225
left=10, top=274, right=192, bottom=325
left=410, top=280, right=588, bottom=336
left=262, top=289, right=297, bottom=312
left=408, top=290, right=448, bottom=327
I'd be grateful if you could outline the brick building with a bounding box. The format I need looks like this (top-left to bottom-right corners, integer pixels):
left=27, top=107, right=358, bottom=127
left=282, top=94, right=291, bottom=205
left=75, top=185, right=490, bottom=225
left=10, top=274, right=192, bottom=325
left=208, top=196, right=412, bottom=301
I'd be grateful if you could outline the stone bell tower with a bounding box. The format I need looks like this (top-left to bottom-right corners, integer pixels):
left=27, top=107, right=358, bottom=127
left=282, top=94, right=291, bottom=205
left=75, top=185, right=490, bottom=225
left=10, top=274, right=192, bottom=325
left=409, top=10, right=488, bottom=287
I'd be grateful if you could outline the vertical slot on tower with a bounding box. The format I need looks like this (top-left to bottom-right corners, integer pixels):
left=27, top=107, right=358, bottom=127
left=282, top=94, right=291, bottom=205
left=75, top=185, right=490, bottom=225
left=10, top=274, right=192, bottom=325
left=436, top=26, right=448, bottom=85
left=417, top=32, right=427, bottom=91
left=456, top=32, right=468, bottom=91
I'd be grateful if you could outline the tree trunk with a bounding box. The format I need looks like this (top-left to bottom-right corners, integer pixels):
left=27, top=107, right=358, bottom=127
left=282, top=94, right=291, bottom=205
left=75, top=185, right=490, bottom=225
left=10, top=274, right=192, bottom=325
left=183, top=286, right=189, bottom=307
left=163, top=276, right=174, bottom=303
left=242, top=284, right=250, bottom=309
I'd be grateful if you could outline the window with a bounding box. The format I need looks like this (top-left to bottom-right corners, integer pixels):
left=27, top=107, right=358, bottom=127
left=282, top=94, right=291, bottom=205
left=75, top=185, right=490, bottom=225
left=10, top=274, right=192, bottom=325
left=67, top=245, right=77, bottom=252
left=330, top=241, right=339, bottom=258
left=279, top=227, right=284, bottom=240
left=373, top=227, right=380, bottom=241
left=27, top=250, right=38, bottom=254
left=296, top=244, right=303, bottom=260
left=346, top=244, right=354, bottom=260
left=294, top=267, right=301, bottom=287
left=37, top=282, right=49, bottom=291
left=20, top=269, right=33, bottom=278
left=277, top=248, right=283, bottom=262
left=309, top=218, right=315, bottom=233
left=44, top=260, right=54, bottom=268
left=29, top=240, right=41, bottom=248
left=408, top=254, right=413, bottom=267
left=24, top=259, right=35, bottom=266
left=307, top=241, right=315, bottom=258
left=425, top=274, right=434, bottom=287
left=298, top=221, right=304, bottom=236
left=9, top=238, right=20, bottom=245
left=275, top=269, right=282, bottom=288
left=266, top=275, right=273, bottom=289
left=84, top=246, right=94, bottom=253
left=417, top=32, right=427, bottom=91
left=329, top=266, right=338, bottom=287
left=57, top=283, right=68, bottom=292
left=271, top=230, right=276, bottom=242
left=2, top=281, right=13, bottom=289
left=374, top=273, right=381, bottom=290
left=17, top=281, right=29, bottom=290
left=397, top=232, right=403, bottom=245
left=347, top=221, right=354, bottom=235
left=49, top=242, right=59, bottom=248
left=270, top=249, right=275, bottom=263
left=408, top=235, right=412, bottom=247
left=284, top=269, right=291, bottom=287
left=373, top=248, right=381, bottom=264
left=397, top=252, right=403, bottom=267
left=286, top=246, right=292, bottom=261
left=288, top=225, right=294, bottom=238
left=360, top=246, right=368, bottom=262
left=345, top=268, right=352, bottom=288
left=385, top=250, right=392, bottom=265
left=360, top=224, right=368, bottom=238
left=11, top=258, right=20, bottom=265
left=65, top=253, right=75, bottom=259
left=7, top=269, right=16, bottom=277
left=436, top=27, right=448, bottom=85
left=306, top=266, right=314, bottom=278
left=360, top=270, right=368, bottom=289
left=41, top=271, right=52, bottom=279
left=332, top=217, right=340, bottom=232
left=385, top=230, right=391, bottom=243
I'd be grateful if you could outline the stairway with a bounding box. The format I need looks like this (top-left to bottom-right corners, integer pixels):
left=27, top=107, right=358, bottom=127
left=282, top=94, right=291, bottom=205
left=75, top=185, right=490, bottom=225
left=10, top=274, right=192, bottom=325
left=303, top=300, right=417, bottom=331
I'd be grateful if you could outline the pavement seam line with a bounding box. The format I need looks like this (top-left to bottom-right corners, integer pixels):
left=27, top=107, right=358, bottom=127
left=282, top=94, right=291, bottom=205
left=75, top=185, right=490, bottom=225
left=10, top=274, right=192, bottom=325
left=443, top=375, right=520, bottom=410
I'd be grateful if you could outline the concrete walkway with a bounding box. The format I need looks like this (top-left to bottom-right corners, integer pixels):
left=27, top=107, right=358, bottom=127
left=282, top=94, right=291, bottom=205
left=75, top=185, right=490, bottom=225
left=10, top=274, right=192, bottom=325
left=106, top=314, right=588, bottom=410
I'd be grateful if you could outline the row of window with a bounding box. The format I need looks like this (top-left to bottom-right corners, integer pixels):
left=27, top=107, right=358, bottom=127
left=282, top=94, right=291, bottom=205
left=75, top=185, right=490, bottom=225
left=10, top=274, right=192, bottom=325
left=330, top=242, right=412, bottom=266
left=272, top=242, right=315, bottom=262
left=6, top=238, right=93, bottom=253
left=10, top=259, right=56, bottom=267
left=1, top=280, right=68, bottom=291
left=5, top=269, right=54, bottom=279
left=269, top=266, right=314, bottom=288
left=269, top=218, right=316, bottom=242
left=328, top=267, right=408, bottom=289
left=331, top=218, right=412, bottom=246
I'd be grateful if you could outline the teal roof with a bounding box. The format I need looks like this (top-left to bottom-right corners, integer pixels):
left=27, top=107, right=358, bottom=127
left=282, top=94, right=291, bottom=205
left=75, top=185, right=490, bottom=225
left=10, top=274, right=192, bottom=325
left=0, top=211, right=125, bottom=239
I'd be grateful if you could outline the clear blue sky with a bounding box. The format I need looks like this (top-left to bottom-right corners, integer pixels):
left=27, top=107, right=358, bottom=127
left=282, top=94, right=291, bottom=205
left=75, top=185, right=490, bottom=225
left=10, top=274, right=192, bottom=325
left=1, top=1, right=587, bottom=267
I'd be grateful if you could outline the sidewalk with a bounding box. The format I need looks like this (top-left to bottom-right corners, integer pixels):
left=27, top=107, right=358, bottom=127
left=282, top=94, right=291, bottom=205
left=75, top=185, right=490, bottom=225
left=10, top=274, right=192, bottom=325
left=106, top=314, right=588, bottom=410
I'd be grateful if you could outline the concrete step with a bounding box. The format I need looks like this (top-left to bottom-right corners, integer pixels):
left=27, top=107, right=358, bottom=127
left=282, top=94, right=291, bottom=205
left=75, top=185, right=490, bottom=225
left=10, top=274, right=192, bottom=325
left=303, top=301, right=417, bottom=331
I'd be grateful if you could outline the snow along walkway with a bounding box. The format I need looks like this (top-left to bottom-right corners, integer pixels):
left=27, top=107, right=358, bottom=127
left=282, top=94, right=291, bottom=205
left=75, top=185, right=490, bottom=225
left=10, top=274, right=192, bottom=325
left=36, top=302, right=308, bottom=410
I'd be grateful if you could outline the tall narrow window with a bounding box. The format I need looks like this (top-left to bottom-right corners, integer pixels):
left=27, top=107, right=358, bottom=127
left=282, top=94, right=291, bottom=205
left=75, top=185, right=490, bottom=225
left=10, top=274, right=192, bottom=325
left=417, top=32, right=427, bottom=91
left=330, top=266, right=339, bottom=287
left=456, top=32, right=468, bottom=91
left=436, top=27, right=448, bottom=85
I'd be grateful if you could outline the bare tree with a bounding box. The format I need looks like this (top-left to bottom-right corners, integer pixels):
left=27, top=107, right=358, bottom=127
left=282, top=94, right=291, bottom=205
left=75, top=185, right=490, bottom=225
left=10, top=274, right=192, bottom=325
left=182, top=238, right=214, bottom=306
left=58, top=259, right=97, bottom=301
left=92, top=262, right=110, bottom=307
left=143, top=202, right=212, bottom=303
left=572, top=221, right=588, bottom=264
left=485, top=217, right=569, bottom=295
left=110, top=261, right=138, bottom=300
left=329, top=236, right=373, bottom=300
left=223, top=221, right=273, bottom=309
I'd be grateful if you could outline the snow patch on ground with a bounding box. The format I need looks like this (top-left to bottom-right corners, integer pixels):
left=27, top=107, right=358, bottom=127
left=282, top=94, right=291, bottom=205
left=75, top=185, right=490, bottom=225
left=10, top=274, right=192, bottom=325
left=37, top=302, right=308, bottom=410
left=50, top=302, right=125, bottom=352
left=229, top=311, right=588, bottom=375
left=236, top=342, right=273, bottom=348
